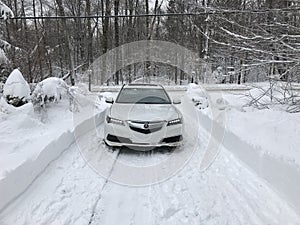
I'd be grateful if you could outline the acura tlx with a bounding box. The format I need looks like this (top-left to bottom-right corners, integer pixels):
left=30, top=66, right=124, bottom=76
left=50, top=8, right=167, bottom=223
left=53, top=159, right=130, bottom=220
left=104, top=84, right=183, bottom=149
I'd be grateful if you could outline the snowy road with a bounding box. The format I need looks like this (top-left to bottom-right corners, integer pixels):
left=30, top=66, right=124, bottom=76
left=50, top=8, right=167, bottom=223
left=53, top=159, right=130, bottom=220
left=0, top=104, right=299, bottom=225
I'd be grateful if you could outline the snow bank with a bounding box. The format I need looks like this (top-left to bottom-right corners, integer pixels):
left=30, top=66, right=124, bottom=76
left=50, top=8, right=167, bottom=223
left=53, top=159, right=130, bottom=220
left=0, top=93, right=108, bottom=212
left=182, top=84, right=300, bottom=214
left=191, top=91, right=300, bottom=215
left=222, top=117, right=300, bottom=216
left=222, top=93, right=300, bottom=165
left=3, top=69, right=30, bottom=99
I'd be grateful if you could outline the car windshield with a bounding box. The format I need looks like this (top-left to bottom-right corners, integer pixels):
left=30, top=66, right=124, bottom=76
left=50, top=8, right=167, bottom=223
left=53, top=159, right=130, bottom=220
left=116, top=88, right=171, bottom=104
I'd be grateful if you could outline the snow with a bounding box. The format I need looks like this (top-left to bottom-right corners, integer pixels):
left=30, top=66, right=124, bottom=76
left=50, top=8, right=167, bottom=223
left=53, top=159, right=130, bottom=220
left=0, top=84, right=300, bottom=224
left=0, top=88, right=108, bottom=212
left=38, top=77, right=67, bottom=99
left=0, top=39, right=12, bottom=51
left=186, top=83, right=210, bottom=115
left=199, top=89, right=300, bottom=215
left=98, top=91, right=117, bottom=101
left=222, top=92, right=300, bottom=165
left=0, top=97, right=15, bottom=114
left=0, top=96, right=299, bottom=224
left=32, top=77, right=68, bottom=107
left=0, top=48, right=8, bottom=64
left=3, top=69, right=30, bottom=99
left=0, top=1, right=13, bottom=20
left=133, top=75, right=178, bottom=85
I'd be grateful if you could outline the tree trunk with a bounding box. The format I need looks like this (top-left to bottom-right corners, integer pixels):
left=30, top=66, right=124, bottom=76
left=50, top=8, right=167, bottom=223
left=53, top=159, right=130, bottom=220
left=55, top=0, right=75, bottom=85
left=114, top=0, right=120, bottom=84
left=86, top=0, right=93, bottom=66
left=33, top=0, right=43, bottom=81
left=145, top=0, right=151, bottom=82
left=103, top=0, right=110, bottom=54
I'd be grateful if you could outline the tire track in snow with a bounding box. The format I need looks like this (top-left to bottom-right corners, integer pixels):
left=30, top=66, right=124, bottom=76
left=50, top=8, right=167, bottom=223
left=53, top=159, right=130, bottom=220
left=88, top=148, right=121, bottom=225
left=0, top=127, right=112, bottom=225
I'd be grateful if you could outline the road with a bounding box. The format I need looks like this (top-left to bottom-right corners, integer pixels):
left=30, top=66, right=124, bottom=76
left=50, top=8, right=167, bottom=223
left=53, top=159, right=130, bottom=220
left=0, top=103, right=299, bottom=225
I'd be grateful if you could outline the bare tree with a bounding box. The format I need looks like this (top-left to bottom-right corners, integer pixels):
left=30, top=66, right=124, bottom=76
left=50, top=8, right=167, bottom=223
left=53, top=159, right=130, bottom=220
left=55, top=0, right=75, bottom=85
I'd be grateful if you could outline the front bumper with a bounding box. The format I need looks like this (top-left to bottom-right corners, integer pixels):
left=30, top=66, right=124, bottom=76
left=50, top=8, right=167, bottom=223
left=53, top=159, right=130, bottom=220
left=104, top=137, right=183, bottom=148
left=104, top=120, right=183, bottom=149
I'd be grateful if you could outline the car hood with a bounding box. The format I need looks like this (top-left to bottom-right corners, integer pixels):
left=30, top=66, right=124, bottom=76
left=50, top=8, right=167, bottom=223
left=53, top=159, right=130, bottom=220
left=109, top=103, right=181, bottom=122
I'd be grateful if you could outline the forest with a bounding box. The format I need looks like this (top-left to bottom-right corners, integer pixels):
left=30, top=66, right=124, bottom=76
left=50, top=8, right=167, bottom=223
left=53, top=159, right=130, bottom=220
left=0, top=0, right=300, bottom=86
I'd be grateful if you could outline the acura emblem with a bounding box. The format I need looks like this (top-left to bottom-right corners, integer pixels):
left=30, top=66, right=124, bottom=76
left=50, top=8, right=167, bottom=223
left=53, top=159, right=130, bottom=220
left=144, top=122, right=149, bottom=129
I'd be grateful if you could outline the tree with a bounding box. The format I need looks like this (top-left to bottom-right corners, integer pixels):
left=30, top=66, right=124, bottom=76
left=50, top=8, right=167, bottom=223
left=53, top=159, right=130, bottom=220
left=114, top=0, right=120, bottom=84
left=55, top=0, right=75, bottom=85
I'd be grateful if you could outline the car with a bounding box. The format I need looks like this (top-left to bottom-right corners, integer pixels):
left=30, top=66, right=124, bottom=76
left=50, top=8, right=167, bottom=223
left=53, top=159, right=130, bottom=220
left=104, top=84, right=183, bottom=150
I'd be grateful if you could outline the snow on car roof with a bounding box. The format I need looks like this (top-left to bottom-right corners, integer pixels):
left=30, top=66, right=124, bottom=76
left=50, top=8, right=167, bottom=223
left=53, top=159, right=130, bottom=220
left=125, top=84, right=164, bottom=89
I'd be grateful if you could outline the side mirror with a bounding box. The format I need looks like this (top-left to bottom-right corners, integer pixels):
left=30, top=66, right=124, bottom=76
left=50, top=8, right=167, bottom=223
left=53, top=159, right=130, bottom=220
left=173, top=98, right=181, bottom=104
left=105, top=97, right=114, bottom=104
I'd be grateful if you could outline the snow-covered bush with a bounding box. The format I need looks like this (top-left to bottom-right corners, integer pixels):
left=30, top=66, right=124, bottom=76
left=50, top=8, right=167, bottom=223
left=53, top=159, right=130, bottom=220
left=0, top=1, right=14, bottom=20
left=31, top=77, right=81, bottom=113
left=31, top=77, right=67, bottom=109
left=3, top=69, right=30, bottom=107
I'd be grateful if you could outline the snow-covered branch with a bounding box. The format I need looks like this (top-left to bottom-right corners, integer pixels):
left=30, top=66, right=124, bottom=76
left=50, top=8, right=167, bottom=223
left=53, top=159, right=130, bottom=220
left=0, top=1, right=13, bottom=20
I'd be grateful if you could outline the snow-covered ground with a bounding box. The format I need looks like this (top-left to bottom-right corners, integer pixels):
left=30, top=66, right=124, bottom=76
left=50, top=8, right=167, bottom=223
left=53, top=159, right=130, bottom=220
left=0, top=100, right=299, bottom=225
left=0, top=83, right=108, bottom=212
left=0, top=84, right=300, bottom=224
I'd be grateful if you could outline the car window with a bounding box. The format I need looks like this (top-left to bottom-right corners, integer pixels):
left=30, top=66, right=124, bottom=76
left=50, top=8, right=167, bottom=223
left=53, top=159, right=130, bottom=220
left=116, top=88, right=171, bottom=104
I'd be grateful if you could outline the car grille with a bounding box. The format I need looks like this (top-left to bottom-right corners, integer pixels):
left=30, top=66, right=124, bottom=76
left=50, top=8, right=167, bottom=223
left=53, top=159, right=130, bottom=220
left=162, top=135, right=183, bottom=143
left=128, top=120, right=165, bottom=134
left=107, top=134, right=132, bottom=143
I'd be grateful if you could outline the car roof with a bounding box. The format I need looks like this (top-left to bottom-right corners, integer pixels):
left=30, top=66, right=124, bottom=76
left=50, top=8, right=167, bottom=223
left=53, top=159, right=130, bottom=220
left=123, top=84, right=164, bottom=89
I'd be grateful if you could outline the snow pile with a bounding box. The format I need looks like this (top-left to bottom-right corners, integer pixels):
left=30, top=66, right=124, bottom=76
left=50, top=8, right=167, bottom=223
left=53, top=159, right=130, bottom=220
left=3, top=69, right=30, bottom=107
left=184, top=91, right=300, bottom=215
left=0, top=97, right=15, bottom=114
left=98, top=91, right=116, bottom=102
left=186, top=83, right=209, bottom=109
left=0, top=1, right=13, bottom=20
left=3, top=69, right=30, bottom=99
left=223, top=92, right=300, bottom=165
left=209, top=92, right=300, bottom=213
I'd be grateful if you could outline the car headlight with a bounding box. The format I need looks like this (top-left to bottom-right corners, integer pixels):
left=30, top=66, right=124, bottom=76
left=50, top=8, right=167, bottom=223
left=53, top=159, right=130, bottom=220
left=167, top=118, right=182, bottom=126
left=106, top=116, right=125, bottom=126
